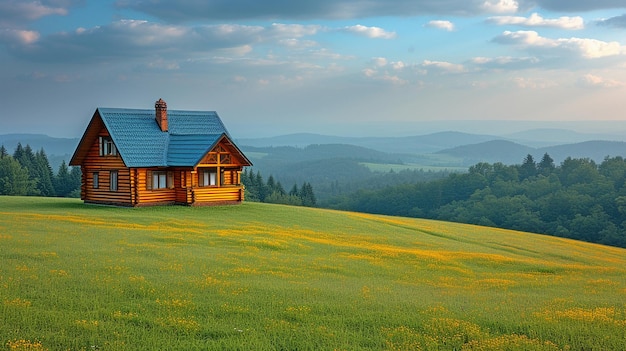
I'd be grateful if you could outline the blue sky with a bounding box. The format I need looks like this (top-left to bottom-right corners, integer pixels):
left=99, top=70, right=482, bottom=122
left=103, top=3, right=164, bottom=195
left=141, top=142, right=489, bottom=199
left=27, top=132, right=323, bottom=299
left=1, top=0, right=626, bottom=138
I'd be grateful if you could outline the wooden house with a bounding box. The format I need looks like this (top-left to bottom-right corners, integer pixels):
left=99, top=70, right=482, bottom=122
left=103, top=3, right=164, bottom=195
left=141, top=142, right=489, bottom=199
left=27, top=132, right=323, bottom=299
left=69, top=99, right=252, bottom=206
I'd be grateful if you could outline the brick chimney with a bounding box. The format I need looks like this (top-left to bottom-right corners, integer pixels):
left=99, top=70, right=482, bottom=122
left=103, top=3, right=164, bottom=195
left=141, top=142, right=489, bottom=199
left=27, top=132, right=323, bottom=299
left=155, top=98, right=168, bottom=132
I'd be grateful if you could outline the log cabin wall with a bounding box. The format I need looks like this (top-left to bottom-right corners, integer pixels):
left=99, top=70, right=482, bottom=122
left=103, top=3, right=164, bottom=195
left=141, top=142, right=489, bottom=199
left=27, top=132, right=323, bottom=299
left=82, top=129, right=132, bottom=205
left=72, top=104, right=252, bottom=207
left=175, top=170, right=193, bottom=204
left=134, top=168, right=177, bottom=205
left=193, top=187, right=243, bottom=203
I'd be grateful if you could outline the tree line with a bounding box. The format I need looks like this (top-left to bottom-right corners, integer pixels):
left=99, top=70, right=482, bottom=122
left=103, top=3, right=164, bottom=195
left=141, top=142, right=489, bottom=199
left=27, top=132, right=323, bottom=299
left=241, top=169, right=316, bottom=207
left=328, top=154, right=626, bottom=248
left=0, top=143, right=81, bottom=197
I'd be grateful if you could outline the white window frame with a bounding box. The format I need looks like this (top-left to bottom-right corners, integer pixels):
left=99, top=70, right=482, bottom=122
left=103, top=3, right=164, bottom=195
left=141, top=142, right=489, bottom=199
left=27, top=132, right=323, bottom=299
left=99, top=136, right=117, bottom=156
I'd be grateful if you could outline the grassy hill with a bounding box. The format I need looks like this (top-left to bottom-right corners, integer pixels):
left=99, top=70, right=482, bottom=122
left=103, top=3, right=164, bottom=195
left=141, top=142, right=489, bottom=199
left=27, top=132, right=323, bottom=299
left=1, top=197, right=625, bottom=350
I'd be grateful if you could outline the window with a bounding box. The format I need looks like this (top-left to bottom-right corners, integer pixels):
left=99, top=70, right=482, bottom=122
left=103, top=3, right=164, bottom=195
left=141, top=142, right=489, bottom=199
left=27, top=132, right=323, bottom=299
left=147, top=170, right=173, bottom=190
left=152, top=171, right=168, bottom=189
left=93, top=172, right=99, bottom=189
left=199, top=169, right=217, bottom=186
left=110, top=170, right=118, bottom=191
left=99, top=136, right=117, bottom=156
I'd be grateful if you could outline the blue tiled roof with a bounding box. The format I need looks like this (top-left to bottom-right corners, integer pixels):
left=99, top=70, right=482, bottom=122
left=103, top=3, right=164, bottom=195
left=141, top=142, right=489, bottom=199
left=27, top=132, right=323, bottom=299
left=98, top=108, right=231, bottom=167
left=167, top=134, right=222, bottom=166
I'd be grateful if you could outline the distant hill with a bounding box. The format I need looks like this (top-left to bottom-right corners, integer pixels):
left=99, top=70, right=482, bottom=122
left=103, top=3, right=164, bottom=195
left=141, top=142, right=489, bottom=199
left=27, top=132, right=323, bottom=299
left=0, top=134, right=80, bottom=171
left=4, top=131, right=625, bottom=171
left=241, top=143, right=395, bottom=163
left=540, top=141, right=626, bottom=163
left=437, top=140, right=626, bottom=166
left=505, top=128, right=626, bottom=147
left=0, top=133, right=79, bottom=156
left=238, top=131, right=503, bottom=154
left=436, top=140, right=534, bottom=165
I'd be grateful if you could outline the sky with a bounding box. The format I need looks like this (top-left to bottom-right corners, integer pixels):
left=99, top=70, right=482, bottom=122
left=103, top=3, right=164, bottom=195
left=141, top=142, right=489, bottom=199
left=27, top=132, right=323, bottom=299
left=1, top=0, right=626, bottom=138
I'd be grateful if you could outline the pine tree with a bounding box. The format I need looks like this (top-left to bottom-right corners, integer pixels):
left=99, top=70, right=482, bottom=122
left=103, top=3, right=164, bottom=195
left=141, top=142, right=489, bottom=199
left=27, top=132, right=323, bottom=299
left=13, top=143, right=45, bottom=195
left=289, top=184, right=299, bottom=197
left=241, top=168, right=259, bottom=201
left=34, top=148, right=56, bottom=196
left=13, top=143, right=36, bottom=178
left=538, top=153, right=555, bottom=176
left=0, top=156, right=37, bottom=195
left=68, top=166, right=82, bottom=197
left=519, top=154, right=537, bottom=180
left=266, top=175, right=276, bottom=193
left=255, top=171, right=267, bottom=201
left=300, top=182, right=317, bottom=207
left=0, top=145, right=7, bottom=158
left=274, top=181, right=286, bottom=196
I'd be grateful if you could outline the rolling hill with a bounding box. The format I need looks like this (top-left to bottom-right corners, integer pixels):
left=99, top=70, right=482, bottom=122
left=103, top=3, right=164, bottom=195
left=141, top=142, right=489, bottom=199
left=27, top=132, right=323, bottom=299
left=1, top=196, right=625, bottom=350
left=237, top=131, right=505, bottom=154
left=0, top=133, right=79, bottom=156
left=436, top=139, right=534, bottom=165
left=437, top=140, right=626, bottom=166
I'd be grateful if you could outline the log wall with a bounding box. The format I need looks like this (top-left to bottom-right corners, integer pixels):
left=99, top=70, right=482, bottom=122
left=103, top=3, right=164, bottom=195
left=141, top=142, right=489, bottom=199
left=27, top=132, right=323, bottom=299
left=79, top=128, right=247, bottom=206
left=81, top=130, right=132, bottom=205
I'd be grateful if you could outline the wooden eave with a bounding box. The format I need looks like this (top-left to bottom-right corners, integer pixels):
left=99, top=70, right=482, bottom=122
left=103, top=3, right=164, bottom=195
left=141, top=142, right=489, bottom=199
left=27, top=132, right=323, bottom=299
left=199, top=134, right=252, bottom=168
left=69, top=109, right=130, bottom=167
left=69, top=110, right=104, bottom=166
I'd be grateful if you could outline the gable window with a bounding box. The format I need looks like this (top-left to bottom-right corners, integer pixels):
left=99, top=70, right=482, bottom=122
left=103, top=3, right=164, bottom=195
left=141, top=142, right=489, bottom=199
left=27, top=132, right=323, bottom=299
left=93, top=172, right=99, bottom=189
left=99, top=136, right=117, bottom=156
left=199, top=168, right=217, bottom=187
left=110, top=170, right=118, bottom=191
left=147, top=170, right=173, bottom=190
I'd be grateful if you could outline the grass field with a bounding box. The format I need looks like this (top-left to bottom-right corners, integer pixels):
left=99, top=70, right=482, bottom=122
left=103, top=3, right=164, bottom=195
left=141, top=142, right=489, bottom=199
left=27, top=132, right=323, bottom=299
left=1, top=196, right=625, bottom=350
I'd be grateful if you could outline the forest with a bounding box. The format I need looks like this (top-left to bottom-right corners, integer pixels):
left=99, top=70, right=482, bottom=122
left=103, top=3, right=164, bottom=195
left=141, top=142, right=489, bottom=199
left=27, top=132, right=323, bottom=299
left=0, top=143, right=317, bottom=207
left=326, top=154, right=626, bottom=248
left=0, top=143, right=80, bottom=197
left=3, top=140, right=626, bottom=248
left=241, top=169, right=317, bottom=207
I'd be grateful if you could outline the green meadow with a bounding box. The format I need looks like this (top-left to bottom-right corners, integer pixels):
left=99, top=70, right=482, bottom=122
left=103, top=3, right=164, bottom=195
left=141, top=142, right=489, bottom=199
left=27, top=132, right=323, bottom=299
left=1, top=196, right=625, bottom=350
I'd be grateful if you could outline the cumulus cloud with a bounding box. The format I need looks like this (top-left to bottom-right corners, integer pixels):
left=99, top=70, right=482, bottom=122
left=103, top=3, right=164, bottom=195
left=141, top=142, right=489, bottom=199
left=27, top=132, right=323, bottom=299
left=578, top=74, right=624, bottom=88
left=0, top=28, right=40, bottom=45
left=529, top=0, right=626, bottom=12
left=116, top=0, right=540, bottom=22
left=268, top=23, right=322, bottom=37
left=596, top=14, right=626, bottom=28
left=493, top=30, right=623, bottom=59
left=424, top=20, right=455, bottom=31
left=471, top=56, right=540, bottom=69
left=0, top=0, right=69, bottom=26
left=342, top=25, right=396, bottom=39
left=1, top=20, right=325, bottom=63
left=369, top=57, right=407, bottom=70
left=421, top=60, right=466, bottom=73
left=372, top=57, right=388, bottom=67
left=362, top=68, right=377, bottom=77
left=278, top=38, right=318, bottom=49
left=362, top=68, right=407, bottom=84
left=487, top=13, right=584, bottom=30
left=481, top=0, right=519, bottom=14
left=391, top=61, right=406, bottom=70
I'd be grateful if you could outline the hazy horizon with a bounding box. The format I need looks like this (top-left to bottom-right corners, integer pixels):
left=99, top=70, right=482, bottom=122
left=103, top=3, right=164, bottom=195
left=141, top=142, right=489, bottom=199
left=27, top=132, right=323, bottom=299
left=4, top=119, right=626, bottom=141
left=1, top=1, right=625, bottom=139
